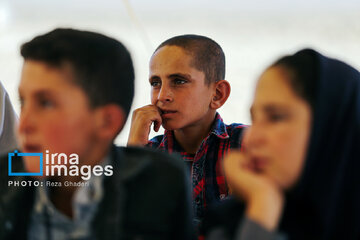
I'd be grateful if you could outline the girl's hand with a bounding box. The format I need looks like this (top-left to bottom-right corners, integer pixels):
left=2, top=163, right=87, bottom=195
left=224, top=150, right=284, bottom=231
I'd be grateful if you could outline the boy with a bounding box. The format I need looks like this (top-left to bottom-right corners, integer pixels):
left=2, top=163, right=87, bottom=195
left=127, top=35, right=246, bottom=223
left=0, top=28, right=193, bottom=240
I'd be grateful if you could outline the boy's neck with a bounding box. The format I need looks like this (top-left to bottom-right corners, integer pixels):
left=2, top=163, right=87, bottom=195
left=49, top=184, right=77, bottom=218
left=174, top=111, right=216, bottom=154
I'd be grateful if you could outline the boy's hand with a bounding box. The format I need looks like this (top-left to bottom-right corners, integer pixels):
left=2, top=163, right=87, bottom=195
left=224, top=151, right=284, bottom=231
left=127, top=105, right=162, bottom=146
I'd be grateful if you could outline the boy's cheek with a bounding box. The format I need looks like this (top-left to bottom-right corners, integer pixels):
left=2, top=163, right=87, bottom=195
left=43, top=124, right=74, bottom=151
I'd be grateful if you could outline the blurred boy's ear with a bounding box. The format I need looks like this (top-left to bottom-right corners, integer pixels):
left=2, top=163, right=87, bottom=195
left=210, top=80, right=231, bottom=109
left=95, top=104, right=126, bottom=140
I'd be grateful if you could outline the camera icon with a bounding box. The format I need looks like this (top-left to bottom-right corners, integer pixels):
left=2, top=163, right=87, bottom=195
left=8, top=150, right=43, bottom=176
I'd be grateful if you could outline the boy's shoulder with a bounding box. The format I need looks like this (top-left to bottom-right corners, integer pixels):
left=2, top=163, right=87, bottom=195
left=223, top=122, right=247, bottom=149
left=225, top=122, right=247, bottom=128
left=212, top=112, right=247, bottom=136
left=225, top=122, right=247, bottom=135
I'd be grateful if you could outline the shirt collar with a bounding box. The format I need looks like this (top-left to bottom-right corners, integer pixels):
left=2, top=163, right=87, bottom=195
left=34, top=153, right=109, bottom=218
left=209, top=112, right=229, bottom=139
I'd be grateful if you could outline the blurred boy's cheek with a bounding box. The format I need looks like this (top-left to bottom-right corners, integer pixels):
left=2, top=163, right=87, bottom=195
left=23, top=155, right=45, bottom=178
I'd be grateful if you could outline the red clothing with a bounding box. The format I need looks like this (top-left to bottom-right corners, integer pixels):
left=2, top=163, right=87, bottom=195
left=148, top=113, right=247, bottom=222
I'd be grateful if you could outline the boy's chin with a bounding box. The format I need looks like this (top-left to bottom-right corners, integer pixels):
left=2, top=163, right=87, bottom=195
left=162, top=125, right=176, bottom=131
left=161, top=120, right=181, bottom=131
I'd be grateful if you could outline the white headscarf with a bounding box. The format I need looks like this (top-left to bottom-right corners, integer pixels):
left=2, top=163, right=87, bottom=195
left=0, top=81, right=18, bottom=155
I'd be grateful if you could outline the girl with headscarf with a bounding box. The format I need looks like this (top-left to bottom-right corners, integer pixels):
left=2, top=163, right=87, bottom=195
left=202, top=49, right=360, bottom=240
left=0, top=81, right=18, bottom=155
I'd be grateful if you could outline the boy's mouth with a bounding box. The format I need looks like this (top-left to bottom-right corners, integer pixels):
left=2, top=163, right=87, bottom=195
left=23, top=144, right=42, bottom=153
left=160, top=109, right=177, bottom=117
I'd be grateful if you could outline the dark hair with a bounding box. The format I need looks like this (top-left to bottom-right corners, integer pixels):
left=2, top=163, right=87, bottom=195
left=20, top=28, right=134, bottom=117
left=155, top=34, right=225, bottom=85
left=271, top=50, right=318, bottom=111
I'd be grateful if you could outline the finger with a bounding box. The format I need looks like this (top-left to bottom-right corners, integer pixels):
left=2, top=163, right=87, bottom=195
left=153, top=120, right=160, bottom=132
left=153, top=111, right=162, bottom=131
left=151, top=106, right=162, bottom=132
left=224, top=151, right=243, bottom=170
left=224, top=151, right=243, bottom=180
left=224, top=151, right=253, bottom=185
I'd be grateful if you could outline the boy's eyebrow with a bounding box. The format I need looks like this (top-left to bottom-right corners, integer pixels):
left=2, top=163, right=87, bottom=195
left=168, top=73, right=192, bottom=79
left=149, top=75, right=160, bottom=81
left=149, top=73, right=193, bottom=81
left=34, top=90, right=54, bottom=97
left=19, top=88, right=55, bottom=98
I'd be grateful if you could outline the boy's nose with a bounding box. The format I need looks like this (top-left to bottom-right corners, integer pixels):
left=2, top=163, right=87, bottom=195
left=157, top=85, right=173, bottom=103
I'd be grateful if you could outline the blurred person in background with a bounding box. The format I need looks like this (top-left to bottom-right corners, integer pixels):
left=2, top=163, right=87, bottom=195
left=202, top=49, right=360, bottom=240
left=0, top=28, right=194, bottom=240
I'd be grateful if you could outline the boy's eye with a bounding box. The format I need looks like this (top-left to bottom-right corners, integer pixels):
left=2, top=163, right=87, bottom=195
left=174, top=78, right=187, bottom=85
left=150, top=80, right=161, bottom=87
left=39, top=98, right=55, bottom=109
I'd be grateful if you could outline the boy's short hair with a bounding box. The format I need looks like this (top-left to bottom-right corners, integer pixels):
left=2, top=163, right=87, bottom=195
left=20, top=28, right=134, bottom=117
left=155, top=34, right=225, bottom=85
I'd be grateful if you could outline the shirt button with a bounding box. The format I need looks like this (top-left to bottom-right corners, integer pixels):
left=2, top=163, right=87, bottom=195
left=220, top=194, right=226, bottom=200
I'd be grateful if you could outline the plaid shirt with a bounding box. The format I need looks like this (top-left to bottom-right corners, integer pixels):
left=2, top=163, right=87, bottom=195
left=147, top=112, right=246, bottom=222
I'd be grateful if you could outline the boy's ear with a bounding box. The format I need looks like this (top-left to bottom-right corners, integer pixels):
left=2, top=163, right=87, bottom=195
left=210, top=80, right=231, bottom=109
left=95, top=104, right=126, bottom=140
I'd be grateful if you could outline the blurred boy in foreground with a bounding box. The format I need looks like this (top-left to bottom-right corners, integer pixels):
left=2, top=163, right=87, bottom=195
left=0, top=28, right=193, bottom=240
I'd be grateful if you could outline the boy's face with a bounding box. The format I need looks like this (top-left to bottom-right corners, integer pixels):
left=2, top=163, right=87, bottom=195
left=149, top=45, right=216, bottom=131
left=18, top=60, right=102, bottom=173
